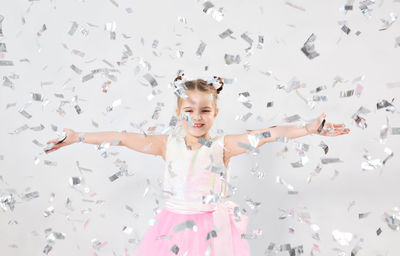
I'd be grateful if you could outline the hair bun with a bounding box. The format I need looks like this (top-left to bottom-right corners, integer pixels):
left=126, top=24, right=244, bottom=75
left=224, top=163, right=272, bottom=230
left=174, top=73, right=184, bottom=82
left=214, top=76, right=224, bottom=94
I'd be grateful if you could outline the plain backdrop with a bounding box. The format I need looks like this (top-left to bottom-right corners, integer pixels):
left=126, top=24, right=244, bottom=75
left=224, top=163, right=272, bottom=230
left=1, top=0, right=400, bottom=255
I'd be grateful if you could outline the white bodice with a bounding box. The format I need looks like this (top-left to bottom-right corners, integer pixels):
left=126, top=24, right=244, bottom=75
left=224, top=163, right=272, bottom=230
left=162, top=133, right=230, bottom=204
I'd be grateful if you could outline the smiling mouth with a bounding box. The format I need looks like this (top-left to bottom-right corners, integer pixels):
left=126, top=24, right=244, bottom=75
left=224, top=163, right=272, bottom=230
left=193, top=124, right=204, bottom=128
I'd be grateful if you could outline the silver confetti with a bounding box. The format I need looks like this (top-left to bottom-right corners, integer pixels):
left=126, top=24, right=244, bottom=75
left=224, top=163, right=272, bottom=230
left=183, top=112, right=194, bottom=127
left=358, top=212, right=370, bottom=219
left=377, top=99, right=396, bottom=112
left=143, top=73, right=158, bottom=87
left=68, top=21, right=79, bottom=36
left=198, top=137, right=212, bottom=147
left=70, top=64, right=82, bottom=75
left=18, top=109, right=32, bottom=119
left=173, top=220, right=197, bottom=232
left=171, top=244, right=179, bottom=254
left=257, top=35, right=264, bottom=49
left=32, top=139, right=44, bottom=147
left=3, top=76, right=14, bottom=89
left=0, top=14, right=4, bottom=37
left=332, top=229, right=354, bottom=246
left=82, top=72, right=94, bottom=83
left=339, top=89, right=354, bottom=97
left=321, top=157, right=343, bottom=164
left=391, top=127, right=400, bottom=135
left=319, top=141, right=329, bottom=154
left=379, top=12, right=397, bottom=31
left=284, top=114, right=301, bottom=123
left=224, top=54, right=241, bottom=65
left=219, top=29, right=235, bottom=39
left=0, top=60, right=14, bottom=66
left=206, top=230, right=217, bottom=240
left=341, top=24, right=351, bottom=34
left=21, top=191, right=39, bottom=201
left=301, top=33, right=319, bottom=59
left=0, top=193, right=16, bottom=211
left=241, top=32, right=253, bottom=46
left=383, top=207, right=400, bottom=230
left=196, top=41, right=207, bottom=56
left=43, top=244, right=52, bottom=255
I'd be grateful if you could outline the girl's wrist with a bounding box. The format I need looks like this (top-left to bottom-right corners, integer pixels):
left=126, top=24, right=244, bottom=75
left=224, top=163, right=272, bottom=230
left=304, top=124, right=313, bottom=135
left=75, top=132, right=85, bottom=143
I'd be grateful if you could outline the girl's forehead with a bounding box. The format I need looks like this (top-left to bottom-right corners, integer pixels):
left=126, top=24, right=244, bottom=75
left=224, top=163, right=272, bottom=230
left=181, top=91, right=214, bottom=107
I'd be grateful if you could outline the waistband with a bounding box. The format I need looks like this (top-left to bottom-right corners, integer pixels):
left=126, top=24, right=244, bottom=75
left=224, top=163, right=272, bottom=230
left=165, top=198, right=248, bottom=255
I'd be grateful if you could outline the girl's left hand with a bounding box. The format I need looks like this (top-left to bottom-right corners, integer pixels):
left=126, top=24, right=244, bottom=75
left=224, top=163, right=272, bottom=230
left=305, top=113, right=350, bottom=136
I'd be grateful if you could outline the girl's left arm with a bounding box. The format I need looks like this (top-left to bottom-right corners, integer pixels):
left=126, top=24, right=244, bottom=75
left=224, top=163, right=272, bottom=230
left=224, top=112, right=350, bottom=159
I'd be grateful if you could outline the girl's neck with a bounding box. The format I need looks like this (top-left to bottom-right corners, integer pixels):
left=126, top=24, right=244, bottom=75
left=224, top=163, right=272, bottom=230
left=184, top=133, right=211, bottom=145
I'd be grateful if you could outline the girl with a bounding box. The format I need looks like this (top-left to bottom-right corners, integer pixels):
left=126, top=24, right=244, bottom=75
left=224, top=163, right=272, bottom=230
left=45, top=75, right=350, bottom=255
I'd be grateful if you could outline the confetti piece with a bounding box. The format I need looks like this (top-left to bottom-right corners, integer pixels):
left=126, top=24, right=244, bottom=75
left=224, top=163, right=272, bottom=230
left=339, top=89, right=354, bottom=97
left=173, top=220, right=197, bottom=232
left=68, top=21, right=78, bottom=36
left=198, top=137, right=212, bottom=147
left=0, top=60, right=14, bottom=66
left=37, top=24, right=47, bottom=36
left=224, top=54, right=241, bottom=65
left=286, top=1, right=306, bottom=11
left=377, top=99, right=396, bottom=112
left=319, top=141, right=329, bottom=154
left=202, top=1, right=224, bottom=21
left=276, top=176, right=297, bottom=194
left=332, top=229, right=353, bottom=246
left=0, top=194, right=16, bottom=211
left=245, top=196, right=261, bottom=210
left=284, top=114, right=301, bottom=123
left=317, top=119, right=325, bottom=133
left=241, top=32, right=253, bottom=47
left=341, top=24, right=351, bottom=34
left=43, top=206, right=55, bottom=217
left=206, top=230, right=217, bottom=240
left=143, top=73, right=158, bottom=87
left=43, top=244, right=52, bottom=255
left=196, top=41, right=207, bottom=56
left=359, top=212, right=371, bottom=219
left=379, top=12, right=397, bottom=31
left=171, top=244, right=179, bottom=254
left=320, top=157, right=343, bottom=164
left=301, top=33, right=319, bottom=59
left=383, top=207, right=400, bottom=230
left=219, top=29, right=235, bottom=39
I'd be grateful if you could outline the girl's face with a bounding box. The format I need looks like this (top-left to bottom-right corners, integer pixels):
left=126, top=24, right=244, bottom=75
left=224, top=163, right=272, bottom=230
left=176, top=90, right=219, bottom=137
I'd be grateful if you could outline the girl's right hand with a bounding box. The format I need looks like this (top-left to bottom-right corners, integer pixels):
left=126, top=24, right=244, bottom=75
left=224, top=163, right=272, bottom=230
left=45, top=128, right=78, bottom=154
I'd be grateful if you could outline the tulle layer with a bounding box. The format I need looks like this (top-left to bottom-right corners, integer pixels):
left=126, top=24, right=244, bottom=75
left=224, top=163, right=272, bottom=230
left=133, top=208, right=250, bottom=256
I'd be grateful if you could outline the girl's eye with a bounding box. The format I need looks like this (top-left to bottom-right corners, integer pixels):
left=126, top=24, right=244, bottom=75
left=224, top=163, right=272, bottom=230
left=185, top=110, right=210, bottom=113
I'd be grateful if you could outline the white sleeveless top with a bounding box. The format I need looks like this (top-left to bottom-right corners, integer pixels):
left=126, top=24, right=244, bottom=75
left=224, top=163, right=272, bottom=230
left=162, top=133, right=231, bottom=207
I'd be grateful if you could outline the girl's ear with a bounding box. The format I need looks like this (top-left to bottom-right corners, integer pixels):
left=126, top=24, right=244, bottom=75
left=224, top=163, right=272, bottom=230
left=214, top=108, right=219, bottom=118
left=175, top=108, right=180, bottom=117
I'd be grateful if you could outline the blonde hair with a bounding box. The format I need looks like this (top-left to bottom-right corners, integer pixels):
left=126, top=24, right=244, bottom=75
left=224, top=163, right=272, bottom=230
left=174, top=75, right=224, bottom=111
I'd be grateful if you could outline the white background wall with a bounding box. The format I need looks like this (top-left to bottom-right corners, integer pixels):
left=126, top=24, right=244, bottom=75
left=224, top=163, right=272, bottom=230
left=1, top=0, right=400, bottom=255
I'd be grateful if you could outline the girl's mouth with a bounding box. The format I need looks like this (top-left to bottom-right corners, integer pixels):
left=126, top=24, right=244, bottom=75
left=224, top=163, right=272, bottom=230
left=193, top=124, right=204, bottom=128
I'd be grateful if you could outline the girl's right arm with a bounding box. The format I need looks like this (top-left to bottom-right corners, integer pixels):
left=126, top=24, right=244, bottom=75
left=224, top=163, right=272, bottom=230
left=45, top=128, right=168, bottom=159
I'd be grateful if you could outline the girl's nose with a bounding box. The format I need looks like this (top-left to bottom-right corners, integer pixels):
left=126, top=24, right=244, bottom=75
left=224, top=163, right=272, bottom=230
left=192, top=113, right=202, bottom=120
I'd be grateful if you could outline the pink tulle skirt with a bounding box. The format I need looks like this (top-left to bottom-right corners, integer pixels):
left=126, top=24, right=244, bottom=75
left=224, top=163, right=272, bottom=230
left=133, top=207, right=251, bottom=256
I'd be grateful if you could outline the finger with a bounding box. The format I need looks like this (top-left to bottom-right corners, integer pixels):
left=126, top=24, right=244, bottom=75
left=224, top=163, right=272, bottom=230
left=332, top=123, right=344, bottom=128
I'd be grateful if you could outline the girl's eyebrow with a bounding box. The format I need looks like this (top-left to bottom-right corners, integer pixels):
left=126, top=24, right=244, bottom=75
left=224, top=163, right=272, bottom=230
left=183, top=106, right=212, bottom=109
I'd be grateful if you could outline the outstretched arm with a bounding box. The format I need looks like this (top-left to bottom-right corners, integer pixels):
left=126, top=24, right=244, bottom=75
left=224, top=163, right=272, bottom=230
left=45, top=128, right=168, bottom=159
left=224, top=113, right=350, bottom=159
